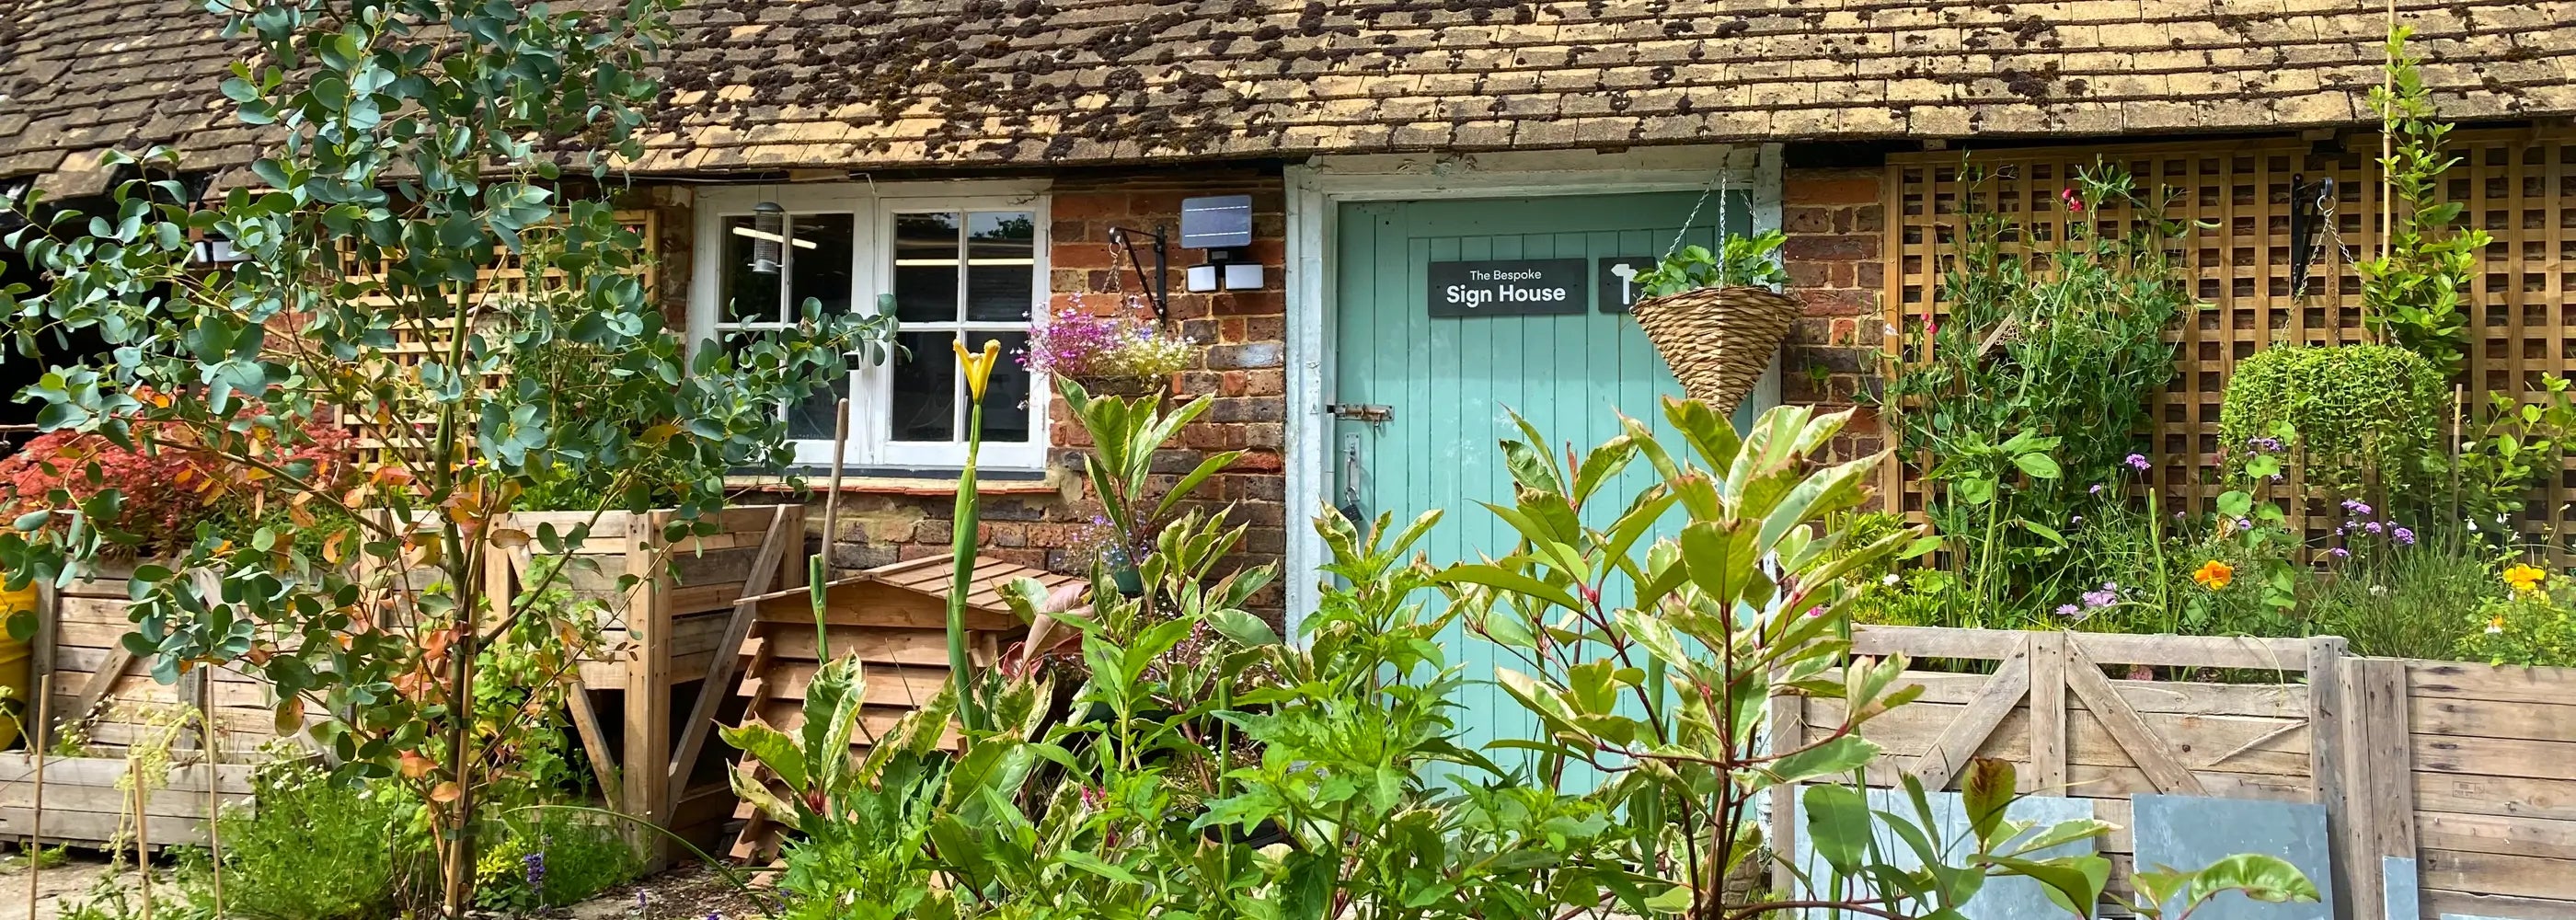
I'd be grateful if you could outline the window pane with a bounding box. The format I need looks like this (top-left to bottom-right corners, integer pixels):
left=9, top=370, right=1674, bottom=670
left=786, top=362, right=850, bottom=441
left=893, top=213, right=960, bottom=324
left=721, top=215, right=782, bottom=324
left=975, top=330, right=1033, bottom=443
left=965, top=212, right=1036, bottom=322
left=788, top=213, right=855, bottom=318
left=889, top=331, right=957, bottom=443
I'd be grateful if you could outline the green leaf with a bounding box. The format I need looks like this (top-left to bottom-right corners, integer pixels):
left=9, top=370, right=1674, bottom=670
left=1802, top=783, right=1873, bottom=875
left=1437, top=563, right=1583, bottom=613
left=1770, top=735, right=1880, bottom=787
left=2184, top=853, right=2318, bottom=907
left=1961, top=757, right=2015, bottom=851
left=1206, top=608, right=1281, bottom=647
left=1987, top=855, right=2110, bottom=920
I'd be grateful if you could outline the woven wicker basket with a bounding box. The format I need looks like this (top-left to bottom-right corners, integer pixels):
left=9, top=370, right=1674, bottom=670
left=1629, top=285, right=1803, bottom=416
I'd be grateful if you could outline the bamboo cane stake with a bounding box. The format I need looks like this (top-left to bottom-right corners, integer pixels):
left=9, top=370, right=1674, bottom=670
left=26, top=673, right=49, bottom=920
left=132, top=764, right=150, bottom=920
left=201, top=676, right=222, bottom=917
left=819, top=397, right=850, bottom=584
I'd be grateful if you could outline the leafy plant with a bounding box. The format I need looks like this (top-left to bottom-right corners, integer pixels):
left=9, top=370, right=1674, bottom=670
left=2456, top=562, right=2576, bottom=666
left=2217, top=345, right=2445, bottom=502
left=1635, top=230, right=1788, bottom=297
left=0, top=1, right=891, bottom=910
left=2451, top=375, right=2576, bottom=528
left=1058, top=379, right=1244, bottom=588
left=1882, top=161, right=2194, bottom=627
left=2358, top=26, right=2489, bottom=376
left=180, top=761, right=418, bottom=920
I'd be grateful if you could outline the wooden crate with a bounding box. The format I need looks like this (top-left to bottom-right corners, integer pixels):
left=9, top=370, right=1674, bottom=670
left=1779, top=627, right=2344, bottom=909
left=0, top=752, right=256, bottom=849
left=38, top=562, right=298, bottom=763
left=717, top=554, right=1073, bottom=862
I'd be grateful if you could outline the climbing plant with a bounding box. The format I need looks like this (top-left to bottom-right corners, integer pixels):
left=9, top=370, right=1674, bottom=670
left=2357, top=26, right=2488, bottom=375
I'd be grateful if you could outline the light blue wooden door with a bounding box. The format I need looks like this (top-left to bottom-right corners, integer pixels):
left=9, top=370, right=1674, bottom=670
left=1331, top=190, right=1770, bottom=775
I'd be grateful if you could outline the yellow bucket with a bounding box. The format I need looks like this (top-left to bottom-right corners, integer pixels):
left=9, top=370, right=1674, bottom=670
left=0, top=584, right=32, bottom=750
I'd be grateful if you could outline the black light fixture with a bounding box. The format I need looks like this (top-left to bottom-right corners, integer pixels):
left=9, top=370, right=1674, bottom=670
left=750, top=201, right=785, bottom=275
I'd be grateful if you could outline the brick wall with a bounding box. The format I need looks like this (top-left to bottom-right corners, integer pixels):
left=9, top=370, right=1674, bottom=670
left=1778, top=166, right=1889, bottom=461
left=639, top=169, right=1291, bottom=615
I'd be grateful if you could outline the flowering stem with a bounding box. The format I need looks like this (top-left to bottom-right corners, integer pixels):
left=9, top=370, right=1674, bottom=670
left=947, top=397, right=988, bottom=734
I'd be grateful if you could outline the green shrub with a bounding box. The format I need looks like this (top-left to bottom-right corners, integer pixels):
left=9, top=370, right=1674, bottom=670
left=2217, top=344, right=2446, bottom=500
left=2310, top=536, right=2495, bottom=660
left=2455, top=563, right=2576, bottom=666
left=471, top=811, right=640, bottom=912
left=180, top=762, right=418, bottom=920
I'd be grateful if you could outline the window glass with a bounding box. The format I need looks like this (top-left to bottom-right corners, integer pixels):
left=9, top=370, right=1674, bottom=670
left=720, top=215, right=781, bottom=324
left=893, top=213, right=960, bottom=323
left=788, top=213, right=855, bottom=317
left=889, top=330, right=957, bottom=443
left=974, top=330, right=1033, bottom=443
left=965, top=212, right=1036, bottom=322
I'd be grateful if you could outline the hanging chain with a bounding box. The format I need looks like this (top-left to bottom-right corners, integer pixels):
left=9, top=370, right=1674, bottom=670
left=1662, top=154, right=1737, bottom=259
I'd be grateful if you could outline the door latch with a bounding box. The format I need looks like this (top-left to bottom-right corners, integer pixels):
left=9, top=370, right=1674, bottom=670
left=1328, top=403, right=1394, bottom=423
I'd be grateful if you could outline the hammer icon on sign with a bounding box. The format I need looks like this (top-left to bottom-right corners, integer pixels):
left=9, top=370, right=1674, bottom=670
left=1610, top=261, right=1639, bottom=309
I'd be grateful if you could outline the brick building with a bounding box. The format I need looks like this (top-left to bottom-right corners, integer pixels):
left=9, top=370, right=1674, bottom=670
left=2, top=1, right=2573, bottom=622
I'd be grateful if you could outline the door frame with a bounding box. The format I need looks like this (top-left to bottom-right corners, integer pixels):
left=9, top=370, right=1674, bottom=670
left=1281, top=144, right=1787, bottom=630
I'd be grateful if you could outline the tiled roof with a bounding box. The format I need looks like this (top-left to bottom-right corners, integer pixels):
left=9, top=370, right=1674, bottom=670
left=3, top=1, right=2572, bottom=193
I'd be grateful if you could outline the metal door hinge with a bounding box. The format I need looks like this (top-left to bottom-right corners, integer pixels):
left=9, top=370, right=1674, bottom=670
left=1328, top=403, right=1394, bottom=422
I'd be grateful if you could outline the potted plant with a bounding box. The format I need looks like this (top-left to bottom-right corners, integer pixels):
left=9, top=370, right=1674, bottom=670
left=1020, top=302, right=1193, bottom=399
left=1628, top=229, right=1799, bottom=415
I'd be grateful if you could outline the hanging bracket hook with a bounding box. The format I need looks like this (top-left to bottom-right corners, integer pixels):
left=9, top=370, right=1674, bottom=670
left=1106, top=224, right=1171, bottom=324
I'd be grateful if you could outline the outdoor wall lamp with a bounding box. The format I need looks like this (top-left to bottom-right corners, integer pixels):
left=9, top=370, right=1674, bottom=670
left=1180, top=194, right=1262, bottom=293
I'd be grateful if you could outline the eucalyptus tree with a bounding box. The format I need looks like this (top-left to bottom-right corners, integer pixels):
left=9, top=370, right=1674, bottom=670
left=0, top=1, right=887, bottom=911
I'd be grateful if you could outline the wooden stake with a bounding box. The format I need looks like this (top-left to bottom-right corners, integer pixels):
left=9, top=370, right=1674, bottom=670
left=201, top=679, right=222, bottom=917
left=27, top=673, right=50, bottom=920
left=819, top=397, right=851, bottom=581
left=132, top=765, right=151, bottom=920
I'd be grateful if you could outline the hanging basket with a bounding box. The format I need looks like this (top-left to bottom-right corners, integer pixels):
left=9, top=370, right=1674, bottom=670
left=1629, top=285, right=1803, bottom=416
left=1069, top=374, right=1169, bottom=399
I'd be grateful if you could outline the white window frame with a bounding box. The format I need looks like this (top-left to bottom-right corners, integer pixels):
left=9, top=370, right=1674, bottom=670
left=689, top=179, right=1052, bottom=472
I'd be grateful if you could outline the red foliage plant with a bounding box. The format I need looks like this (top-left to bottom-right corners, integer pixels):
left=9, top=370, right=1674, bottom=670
left=0, top=416, right=355, bottom=555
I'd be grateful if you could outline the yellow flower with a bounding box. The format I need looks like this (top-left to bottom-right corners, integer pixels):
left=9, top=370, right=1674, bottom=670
left=953, top=338, right=1003, bottom=402
left=2487, top=615, right=2506, bottom=635
left=2191, top=559, right=2233, bottom=591
left=2503, top=563, right=2548, bottom=595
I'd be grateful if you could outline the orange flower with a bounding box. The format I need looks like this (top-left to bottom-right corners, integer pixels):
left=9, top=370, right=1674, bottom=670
left=2192, top=559, right=2233, bottom=591
left=2503, top=563, right=2548, bottom=595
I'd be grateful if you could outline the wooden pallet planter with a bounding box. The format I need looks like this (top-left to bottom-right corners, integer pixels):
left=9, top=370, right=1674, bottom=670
left=0, top=751, right=257, bottom=848
left=1775, top=626, right=2342, bottom=910
left=20, top=504, right=804, bottom=852
left=2404, top=659, right=2576, bottom=920
left=716, top=554, right=1075, bottom=863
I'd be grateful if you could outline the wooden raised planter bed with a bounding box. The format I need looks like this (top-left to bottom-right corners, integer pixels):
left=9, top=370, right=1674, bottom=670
left=1788, top=625, right=2576, bottom=920
left=17, top=504, right=805, bottom=852
left=0, top=751, right=256, bottom=848
left=718, top=554, right=1072, bottom=862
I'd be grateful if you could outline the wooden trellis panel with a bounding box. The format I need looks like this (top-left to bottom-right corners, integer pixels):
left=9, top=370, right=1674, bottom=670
left=1883, top=129, right=2576, bottom=552
left=323, top=211, right=658, bottom=467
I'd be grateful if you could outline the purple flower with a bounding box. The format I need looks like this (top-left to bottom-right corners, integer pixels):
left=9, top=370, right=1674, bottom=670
left=2081, top=586, right=2118, bottom=608
left=524, top=852, right=545, bottom=889
left=2249, top=435, right=2283, bottom=452
left=2235, top=517, right=2252, bottom=531
left=2364, top=522, right=2384, bottom=535
left=2328, top=547, right=2350, bottom=559
left=2071, top=515, right=2084, bottom=525
left=2089, top=484, right=2105, bottom=495
left=2341, top=499, right=2374, bottom=516
left=2394, top=527, right=2416, bottom=546
left=2055, top=604, right=2080, bottom=616
left=2124, top=454, right=2151, bottom=471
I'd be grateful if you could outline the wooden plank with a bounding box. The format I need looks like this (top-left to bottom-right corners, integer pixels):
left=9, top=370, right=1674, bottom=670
left=0, top=807, right=209, bottom=847
left=564, top=681, right=621, bottom=810
left=1854, top=760, right=2311, bottom=802
left=71, top=645, right=138, bottom=722
left=2342, top=657, right=2415, bottom=920
left=665, top=504, right=792, bottom=803
left=1815, top=699, right=2312, bottom=776
left=753, top=584, right=1021, bottom=633
left=2307, top=637, right=2352, bottom=920
left=1905, top=635, right=2031, bottom=790
left=2064, top=641, right=2205, bottom=795
left=2413, top=733, right=2576, bottom=783
left=2412, top=696, right=2576, bottom=744
left=2417, top=811, right=2576, bottom=861
left=2415, top=772, right=2576, bottom=823
left=2030, top=631, right=2068, bottom=795
left=2420, top=848, right=2576, bottom=902
left=2421, top=889, right=2576, bottom=920
left=2406, top=661, right=2576, bottom=703
left=763, top=626, right=958, bottom=668
left=623, top=510, right=673, bottom=868
left=739, top=659, right=952, bottom=707
left=1769, top=682, right=1805, bottom=903
left=0, top=753, right=256, bottom=794
left=1851, top=625, right=2310, bottom=672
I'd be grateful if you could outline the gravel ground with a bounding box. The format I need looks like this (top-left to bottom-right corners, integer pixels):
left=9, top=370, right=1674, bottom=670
left=0, top=848, right=774, bottom=920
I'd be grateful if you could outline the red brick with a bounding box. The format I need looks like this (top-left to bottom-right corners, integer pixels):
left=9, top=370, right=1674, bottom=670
left=1787, top=170, right=1882, bottom=205
left=1782, top=233, right=1879, bottom=262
